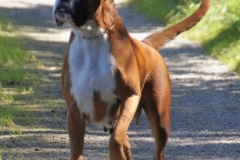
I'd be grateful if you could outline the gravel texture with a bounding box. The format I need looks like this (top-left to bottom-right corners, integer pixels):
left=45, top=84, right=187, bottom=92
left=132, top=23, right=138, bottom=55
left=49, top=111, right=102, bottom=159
left=0, top=0, right=239, bottom=160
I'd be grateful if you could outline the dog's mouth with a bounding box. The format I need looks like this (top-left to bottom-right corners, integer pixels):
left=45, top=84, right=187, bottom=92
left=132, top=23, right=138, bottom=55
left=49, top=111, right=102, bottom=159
left=54, top=3, right=71, bottom=26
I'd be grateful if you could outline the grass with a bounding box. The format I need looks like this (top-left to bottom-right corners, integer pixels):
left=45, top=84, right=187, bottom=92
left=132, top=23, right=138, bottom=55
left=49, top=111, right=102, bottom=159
left=0, top=15, right=40, bottom=127
left=0, top=148, right=4, bottom=160
left=0, top=17, right=26, bottom=104
left=129, top=0, right=192, bottom=21
left=0, top=25, right=29, bottom=86
left=130, top=0, right=240, bottom=75
left=0, top=149, right=25, bottom=160
left=0, top=106, right=14, bottom=126
left=0, top=8, right=68, bottom=159
left=0, top=105, right=40, bottom=127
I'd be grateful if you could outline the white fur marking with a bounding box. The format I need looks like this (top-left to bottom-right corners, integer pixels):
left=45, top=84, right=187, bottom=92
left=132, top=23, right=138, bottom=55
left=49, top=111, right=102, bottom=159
left=69, top=21, right=117, bottom=125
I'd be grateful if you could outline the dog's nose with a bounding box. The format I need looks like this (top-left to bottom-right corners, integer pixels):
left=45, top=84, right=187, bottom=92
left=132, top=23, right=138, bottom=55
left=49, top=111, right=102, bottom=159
left=54, top=3, right=70, bottom=16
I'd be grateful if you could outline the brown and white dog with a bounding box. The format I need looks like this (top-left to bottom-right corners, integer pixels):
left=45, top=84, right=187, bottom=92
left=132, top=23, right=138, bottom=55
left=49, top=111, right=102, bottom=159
left=53, top=0, right=210, bottom=159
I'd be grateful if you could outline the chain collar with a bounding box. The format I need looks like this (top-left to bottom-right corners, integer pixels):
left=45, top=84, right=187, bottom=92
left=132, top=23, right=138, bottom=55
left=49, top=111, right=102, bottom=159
left=83, top=24, right=114, bottom=39
left=83, top=1, right=116, bottom=39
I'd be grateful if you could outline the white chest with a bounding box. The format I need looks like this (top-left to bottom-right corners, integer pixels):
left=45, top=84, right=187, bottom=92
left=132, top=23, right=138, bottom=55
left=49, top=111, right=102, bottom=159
left=69, top=35, right=117, bottom=124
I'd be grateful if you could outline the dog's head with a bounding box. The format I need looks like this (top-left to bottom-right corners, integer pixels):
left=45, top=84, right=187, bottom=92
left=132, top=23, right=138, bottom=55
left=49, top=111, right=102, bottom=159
left=53, top=0, right=102, bottom=27
left=53, top=0, right=116, bottom=28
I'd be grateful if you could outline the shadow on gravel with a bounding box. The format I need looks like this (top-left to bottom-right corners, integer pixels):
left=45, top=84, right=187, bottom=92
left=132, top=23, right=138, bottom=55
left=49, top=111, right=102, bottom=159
left=161, top=45, right=240, bottom=159
left=0, top=2, right=239, bottom=160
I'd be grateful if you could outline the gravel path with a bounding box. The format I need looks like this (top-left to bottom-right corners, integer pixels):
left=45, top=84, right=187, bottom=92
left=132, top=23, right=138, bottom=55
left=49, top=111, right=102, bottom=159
left=0, top=0, right=239, bottom=160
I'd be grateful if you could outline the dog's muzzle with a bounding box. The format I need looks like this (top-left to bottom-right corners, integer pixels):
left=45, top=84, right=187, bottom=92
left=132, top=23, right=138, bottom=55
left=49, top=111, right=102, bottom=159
left=53, top=2, right=71, bottom=26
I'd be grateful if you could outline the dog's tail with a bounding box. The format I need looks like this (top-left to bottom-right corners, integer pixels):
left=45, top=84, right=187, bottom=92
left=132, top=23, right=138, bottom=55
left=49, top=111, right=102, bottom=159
left=142, top=0, right=211, bottom=50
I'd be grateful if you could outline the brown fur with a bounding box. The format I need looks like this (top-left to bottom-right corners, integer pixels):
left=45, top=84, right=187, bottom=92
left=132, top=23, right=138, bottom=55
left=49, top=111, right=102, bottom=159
left=59, top=0, right=211, bottom=159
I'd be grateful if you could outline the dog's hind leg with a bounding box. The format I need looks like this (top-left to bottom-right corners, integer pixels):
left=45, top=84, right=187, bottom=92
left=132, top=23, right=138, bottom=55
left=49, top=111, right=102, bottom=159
left=142, top=69, right=171, bottom=160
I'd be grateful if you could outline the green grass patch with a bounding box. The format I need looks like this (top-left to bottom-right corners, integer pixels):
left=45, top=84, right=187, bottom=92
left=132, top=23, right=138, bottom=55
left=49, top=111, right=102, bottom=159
left=0, top=14, right=40, bottom=101
left=0, top=29, right=29, bottom=85
left=0, top=15, right=40, bottom=127
left=0, top=15, right=28, bottom=103
left=0, top=147, right=25, bottom=160
left=0, top=106, right=14, bottom=126
left=0, top=148, right=4, bottom=160
left=130, top=0, right=240, bottom=75
left=129, top=0, right=200, bottom=21
left=0, top=105, right=40, bottom=127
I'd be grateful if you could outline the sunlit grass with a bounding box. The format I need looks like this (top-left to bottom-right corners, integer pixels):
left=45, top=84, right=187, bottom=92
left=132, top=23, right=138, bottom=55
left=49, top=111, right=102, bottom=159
left=0, top=105, right=40, bottom=126
left=0, top=147, right=25, bottom=160
left=0, top=148, right=4, bottom=160
left=0, top=15, right=29, bottom=103
left=130, top=0, right=240, bottom=75
left=0, top=32, right=28, bottom=85
left=0, top=106, right=14, bottom=126
left=0, top=11, right=65, bottom=160
left=129, top=0, right=179, bottom=21
left=0, top=15, right=40, bottom=126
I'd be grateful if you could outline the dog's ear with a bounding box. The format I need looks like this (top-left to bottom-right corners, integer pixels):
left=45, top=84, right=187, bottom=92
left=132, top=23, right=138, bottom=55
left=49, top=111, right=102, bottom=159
left=101, top=0, right=117, bottom=28
left=93, top=0, right=118, bottom=29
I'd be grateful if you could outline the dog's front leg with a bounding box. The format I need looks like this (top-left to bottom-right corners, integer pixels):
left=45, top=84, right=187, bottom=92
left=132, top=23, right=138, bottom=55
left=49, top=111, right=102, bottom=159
left=109, top=95, right=140, bottom=160
left=67, top=101, right=85, bottom=160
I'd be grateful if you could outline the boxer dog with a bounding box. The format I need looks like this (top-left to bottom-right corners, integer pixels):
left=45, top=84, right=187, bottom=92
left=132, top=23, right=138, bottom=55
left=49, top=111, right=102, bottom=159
left=53, top=0, right=210, bottom=159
